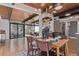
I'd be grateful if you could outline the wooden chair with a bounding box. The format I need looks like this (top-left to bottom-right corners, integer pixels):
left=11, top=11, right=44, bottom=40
left=27, top=36, right=33, bottom=55
left=36, top=39, right=50, bottom=56
left=27, top=36, right=38, bottom=56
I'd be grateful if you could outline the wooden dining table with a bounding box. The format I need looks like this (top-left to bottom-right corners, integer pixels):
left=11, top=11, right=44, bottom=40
left=50, top=39, right=69, bottom=56
left=36, top=38, right=69, bottom=56
left=26, top=35, right=69, bottom=56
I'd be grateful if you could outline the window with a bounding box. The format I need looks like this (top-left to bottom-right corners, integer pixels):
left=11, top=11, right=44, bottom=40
left=10, top=24, right=18, bottom=39
left=10, top=23, right=25, bottom=39
left=35, top=26, right=39, bottom=33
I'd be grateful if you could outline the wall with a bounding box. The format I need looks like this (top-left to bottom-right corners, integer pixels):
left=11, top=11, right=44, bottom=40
left=69, top=21, right=77, bottom=37
left=54, top=20, right=62, bottom=32
left=0, top=19, right=9, bottom=39
left=25, top=25, right=32, bottom=34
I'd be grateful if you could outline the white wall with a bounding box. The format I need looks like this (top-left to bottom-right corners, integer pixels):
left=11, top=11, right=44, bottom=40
left=54, top=20, right=62, bottom=32
left=0, top=19, right=9, bottom=39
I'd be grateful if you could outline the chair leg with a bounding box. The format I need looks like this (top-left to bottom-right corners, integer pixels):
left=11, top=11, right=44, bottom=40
left=47, top=51, right=49, bottom=56
left=27, top=50, right=29, bottom=56
left=38, top=50, right=40, bottom=56
left=34, top=50, right=37, bottom=56
left=27, top=50, right=33, bottom=56
left=38, top=49, right=41, bottom=56
left=32, top=50, right=33, bottom=56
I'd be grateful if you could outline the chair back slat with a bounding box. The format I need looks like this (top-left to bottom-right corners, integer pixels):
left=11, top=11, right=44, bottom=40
left=27, top=36, right=33, bottom=51
left=37, top=40, right=49, bottom=51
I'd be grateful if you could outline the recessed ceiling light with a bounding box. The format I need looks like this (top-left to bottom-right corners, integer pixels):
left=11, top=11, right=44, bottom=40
left=49, top=5, right=53, bottom=9
left=70, top=16, right=73, bottom=18
left=38, top=9, right=41, bottom=11
left=57, top=3, right=61, bottom=5
left=54, top=5, right=63, bottom=10
left=53, top=11, right=57, bottom=13
left=35, top=9, right=38, bottom=11
left=41, top=3, right=45, bottom=7
left=65, top=13, right=71, bottom=16
left=35, top=8, right=41, bottom=12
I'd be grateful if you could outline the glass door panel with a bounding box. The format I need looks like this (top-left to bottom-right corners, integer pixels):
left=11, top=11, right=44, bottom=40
left=10, top=24, right=18, bottom=39
left=18, top=24, right=24, bottom=38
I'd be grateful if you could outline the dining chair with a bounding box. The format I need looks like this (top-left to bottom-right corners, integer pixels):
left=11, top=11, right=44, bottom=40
left=27, top=36, right=33, bottom=55
left=36, top=39, right=50, bottom=56
left=26, top=36, right=38, bottom=56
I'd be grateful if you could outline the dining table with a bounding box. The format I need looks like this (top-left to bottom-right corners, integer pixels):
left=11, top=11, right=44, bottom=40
left=26, top=35, right=69, bottom=56
left=36, top=38, right=69, bottom=56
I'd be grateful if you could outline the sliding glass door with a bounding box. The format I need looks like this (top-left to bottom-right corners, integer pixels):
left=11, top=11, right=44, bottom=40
left=18, top=24, right=24, bottom=38
left=10, top=22, right=40, bottom=39
left=10, top=23, right=25, bottom=39
left=10, top=23, right=18, bottom=39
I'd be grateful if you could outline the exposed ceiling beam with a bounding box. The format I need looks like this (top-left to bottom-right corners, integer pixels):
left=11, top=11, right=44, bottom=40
left=22, top=3, right=52, bottom=22
left=57, top=6, right=79, bottom=18
left=42, top=3, right=57, bottom=13
left=0, top=3, right=41, bottom=14
left=22, top=14, right=38, bottom=22
left=8, top=8, right=13, bottom=20
left=42, top=3, right=52, bottom=13
left=54, top=5, right=79, bottom=16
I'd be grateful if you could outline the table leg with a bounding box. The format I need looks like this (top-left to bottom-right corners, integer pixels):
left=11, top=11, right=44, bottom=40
left=56, top=47, right=60, bottom=56
left=65, top=43, right=68, bottom=56
left=47, top=50, right=49, bottom=56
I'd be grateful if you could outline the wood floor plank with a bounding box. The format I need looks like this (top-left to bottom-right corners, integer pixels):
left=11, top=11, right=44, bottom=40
left=0, top=38, right=77, bottom=56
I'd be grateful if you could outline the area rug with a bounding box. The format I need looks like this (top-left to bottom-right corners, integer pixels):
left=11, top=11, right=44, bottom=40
left=16, top=50, right=28, bottom=56
left=16, top=50, right=38, bottom=56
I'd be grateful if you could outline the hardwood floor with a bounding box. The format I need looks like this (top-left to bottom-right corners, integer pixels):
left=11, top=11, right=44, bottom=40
left=67, top=38, right=77, bottom=56
left=0, top=38, right=78, bottom=56
left=0, top=38, right=28, bottom=56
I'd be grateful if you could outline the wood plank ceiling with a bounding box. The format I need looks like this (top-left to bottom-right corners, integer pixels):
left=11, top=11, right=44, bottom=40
left=0, top=5, right=33, bottom=21
left=49, top=3, right=79, bottom=14
left=23, top=3, right=79, bottom=22
left=22, top=3, right=52, bottom=22
left=0, top=5, right=12, bottom=19
left=24, top=3, right=52, bottom=12
left=0, top=3, right=79, bottom=22
left=50, top=3, right=79, bottom=17
left=10, top=8, right=32, bottom=21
